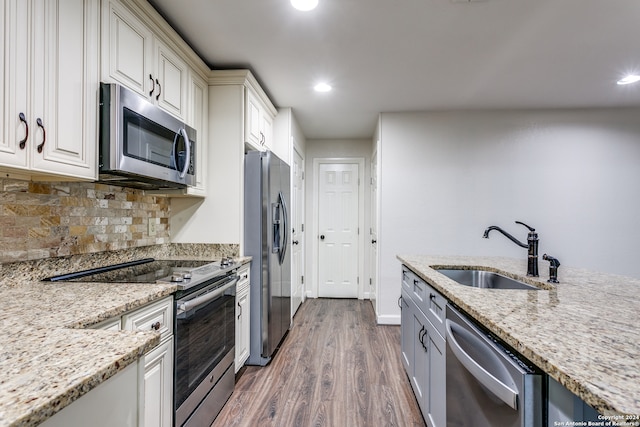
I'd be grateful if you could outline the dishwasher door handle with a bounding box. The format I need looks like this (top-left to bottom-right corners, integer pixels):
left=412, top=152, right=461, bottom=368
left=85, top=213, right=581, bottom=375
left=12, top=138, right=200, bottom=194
left=445, top=319, right=519, bottom=410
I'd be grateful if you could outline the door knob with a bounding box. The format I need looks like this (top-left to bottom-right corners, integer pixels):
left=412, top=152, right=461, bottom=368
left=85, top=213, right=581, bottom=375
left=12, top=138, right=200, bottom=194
left=320, top=235, right=325, bottom=240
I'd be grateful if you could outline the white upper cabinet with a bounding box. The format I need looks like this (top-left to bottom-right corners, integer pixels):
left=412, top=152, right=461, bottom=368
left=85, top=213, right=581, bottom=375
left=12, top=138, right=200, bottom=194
left=102, top=0, right=188, bottom=120
left=245, top=86, right=275, bottom=152
left=185, top=71, right=208, bottom=196
left=0, top=0, right=99, bottom=180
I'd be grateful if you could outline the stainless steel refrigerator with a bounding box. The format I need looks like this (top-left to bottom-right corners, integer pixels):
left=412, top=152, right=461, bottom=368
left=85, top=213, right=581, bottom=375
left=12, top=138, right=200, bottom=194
left=244, top=150, right=291, bottom=366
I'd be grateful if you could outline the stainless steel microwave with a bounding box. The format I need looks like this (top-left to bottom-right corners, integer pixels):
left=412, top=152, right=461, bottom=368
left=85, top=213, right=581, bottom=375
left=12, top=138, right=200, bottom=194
left=98, top=82, right=196, bottom=190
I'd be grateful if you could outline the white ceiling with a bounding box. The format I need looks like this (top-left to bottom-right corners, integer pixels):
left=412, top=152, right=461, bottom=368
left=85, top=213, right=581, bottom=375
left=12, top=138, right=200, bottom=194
left=149, top=0, right=640, bottom=139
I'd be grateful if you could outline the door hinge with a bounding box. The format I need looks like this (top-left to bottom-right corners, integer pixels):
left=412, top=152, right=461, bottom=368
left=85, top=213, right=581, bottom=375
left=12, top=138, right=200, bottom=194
left=302, top=170, right=305, bottom=180
left=301, top=224, right=304, bottom=232
left=369, top=277, right=372, bottom=285
left=301, top=275, right=304, bottom=284
left=357, top=277, right=360, bottom=284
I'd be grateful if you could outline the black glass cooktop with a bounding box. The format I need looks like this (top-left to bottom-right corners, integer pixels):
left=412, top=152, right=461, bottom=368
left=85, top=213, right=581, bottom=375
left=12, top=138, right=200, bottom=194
left=43, top=258, right=218, bottom=283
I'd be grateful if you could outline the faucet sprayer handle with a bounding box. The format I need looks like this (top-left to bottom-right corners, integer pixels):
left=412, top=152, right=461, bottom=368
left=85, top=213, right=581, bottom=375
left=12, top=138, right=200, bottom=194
left=515, top=221, right=535, bottom=232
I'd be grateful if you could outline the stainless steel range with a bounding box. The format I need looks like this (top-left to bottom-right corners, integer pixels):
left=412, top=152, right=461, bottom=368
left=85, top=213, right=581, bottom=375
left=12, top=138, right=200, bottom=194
left=44, top=258, right=239, bottom=426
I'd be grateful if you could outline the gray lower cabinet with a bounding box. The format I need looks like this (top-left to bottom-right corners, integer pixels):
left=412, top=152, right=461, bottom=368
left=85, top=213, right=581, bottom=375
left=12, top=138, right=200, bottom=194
left=401, top=266, right=446, bottom=427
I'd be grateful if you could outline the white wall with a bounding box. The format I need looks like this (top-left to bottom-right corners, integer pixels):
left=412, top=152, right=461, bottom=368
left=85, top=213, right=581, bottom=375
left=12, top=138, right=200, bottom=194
left=378, top=108, right=640, bottom=323
left=305, top=139, right=372, bottom=298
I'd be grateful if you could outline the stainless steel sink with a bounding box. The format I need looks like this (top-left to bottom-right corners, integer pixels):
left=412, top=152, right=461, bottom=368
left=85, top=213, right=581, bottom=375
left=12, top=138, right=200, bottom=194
left=436, top=269, right=540, bottom=290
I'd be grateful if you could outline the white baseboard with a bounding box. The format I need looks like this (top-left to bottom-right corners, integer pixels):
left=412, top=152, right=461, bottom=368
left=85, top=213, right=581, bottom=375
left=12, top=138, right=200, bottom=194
left=377, top=314, right=400, bottom=325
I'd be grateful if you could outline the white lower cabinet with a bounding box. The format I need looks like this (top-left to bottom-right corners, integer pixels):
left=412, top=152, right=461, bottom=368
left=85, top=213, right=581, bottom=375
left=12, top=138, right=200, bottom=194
left=401, top=268, right=446, bottom=427
left=235, top=264, right=250, bottom=372
left=40, top=362, right=141, bottom=427
left=93, top=296, right=174, bottom=427
left=143, top=337, right=174, bottom=427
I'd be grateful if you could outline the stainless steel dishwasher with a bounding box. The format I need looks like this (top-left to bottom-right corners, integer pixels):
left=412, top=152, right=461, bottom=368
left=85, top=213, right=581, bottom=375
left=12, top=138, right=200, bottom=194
left=445, top=305, right=544, bottom=427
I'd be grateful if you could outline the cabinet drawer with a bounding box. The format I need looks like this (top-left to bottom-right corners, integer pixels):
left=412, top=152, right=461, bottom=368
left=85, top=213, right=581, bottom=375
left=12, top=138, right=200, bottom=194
left=402, top=268, right=427, bottom=306
left=237, top=264, right=250, bottom=293
left=423, top=281, right=446, bottom=338
left=123, top=296, right=173, bottom=341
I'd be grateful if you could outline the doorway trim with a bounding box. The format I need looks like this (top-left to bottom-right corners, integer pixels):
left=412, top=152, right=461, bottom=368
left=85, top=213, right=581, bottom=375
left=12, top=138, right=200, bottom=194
left=310, top=157, right=366, bottom=299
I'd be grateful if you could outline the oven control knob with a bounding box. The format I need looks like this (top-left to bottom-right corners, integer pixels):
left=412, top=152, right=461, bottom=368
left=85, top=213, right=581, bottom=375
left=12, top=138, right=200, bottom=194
left=171, top=273, right=184, bottom=282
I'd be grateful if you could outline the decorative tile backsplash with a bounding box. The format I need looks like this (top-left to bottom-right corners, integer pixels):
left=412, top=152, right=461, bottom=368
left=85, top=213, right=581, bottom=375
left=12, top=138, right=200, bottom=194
left=0, top=178, right=170, bottom=263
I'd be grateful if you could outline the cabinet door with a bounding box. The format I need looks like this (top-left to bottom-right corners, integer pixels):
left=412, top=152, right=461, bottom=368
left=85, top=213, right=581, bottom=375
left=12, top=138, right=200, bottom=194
left=413, top=311, right=429, bottom=416
left=102, top=0, right=153, bottom=98
left=400, top=292, right=412, bottom=373
left=427, top=328, right=446, bottom=427
left=155, top=40, right=188, bottom=120
left=260, top=111, right=273, bottom=151
left=186, top=72, right=207, bottom=195
left=246, top=89, right=263, bottom=148
left=0, top=0, right=30, bottom=170
left=235, top=288, right=250, bottom=372
left=30, top=0, right=98, bottom=178
left=144, top=337, right=174, bottom=427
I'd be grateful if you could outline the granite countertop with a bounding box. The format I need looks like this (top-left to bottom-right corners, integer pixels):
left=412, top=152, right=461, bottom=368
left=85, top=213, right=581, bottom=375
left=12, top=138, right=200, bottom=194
left=0, top=256, right=251, bottom=427
left=397, top=255, right=640, bottom=418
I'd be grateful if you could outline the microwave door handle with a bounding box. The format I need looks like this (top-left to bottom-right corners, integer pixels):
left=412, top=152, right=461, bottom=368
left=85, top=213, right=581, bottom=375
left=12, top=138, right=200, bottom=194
left=178, top=127, right=191, bottom=179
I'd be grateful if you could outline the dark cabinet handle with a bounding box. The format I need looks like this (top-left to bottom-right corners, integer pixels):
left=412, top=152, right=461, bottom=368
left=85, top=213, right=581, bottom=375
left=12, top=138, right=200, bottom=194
left=149, top=74, right=155, bottom=96
left=238, top=301, right=242, bottom=319
left=320, top=235, right=325, bottom=240
left=18, top=113, right=28, bottom=149
left=371, top=239, right=377, bottom=244
left=430, top=293, right=436, bottom=301
left=419, top=326, right=428, bottom=351
left=155, top=79, right=161, bottom=100
left=36, top=118, right=46, bottom=153
left=292, top=240, right=299, bottom=245
left=151, top=321, right=161, bottom=331
left=398, top=296, right=402, bottom=309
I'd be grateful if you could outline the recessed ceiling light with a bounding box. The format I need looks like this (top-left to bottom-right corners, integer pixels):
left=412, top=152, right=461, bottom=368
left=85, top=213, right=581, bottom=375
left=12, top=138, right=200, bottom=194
left=314, top=82, right=332, bottom=92
left=617, top=74, right=640, bottom=85
left=291, top=0, right=318, bottom=11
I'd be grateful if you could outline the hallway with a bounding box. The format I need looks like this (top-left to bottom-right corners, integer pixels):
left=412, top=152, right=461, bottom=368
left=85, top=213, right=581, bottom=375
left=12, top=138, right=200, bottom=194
left=212, top=298, right=425, bottom=427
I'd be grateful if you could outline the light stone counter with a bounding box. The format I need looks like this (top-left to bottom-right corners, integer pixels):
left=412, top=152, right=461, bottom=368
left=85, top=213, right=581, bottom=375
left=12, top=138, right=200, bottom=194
left=397, top=255, right=640, bottom=418
left=0, top=255, right=251, bottom=427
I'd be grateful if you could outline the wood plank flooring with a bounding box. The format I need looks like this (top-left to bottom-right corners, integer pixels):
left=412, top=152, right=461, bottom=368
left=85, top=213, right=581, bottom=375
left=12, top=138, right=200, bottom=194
left=212, top=298, right=425, bottom=427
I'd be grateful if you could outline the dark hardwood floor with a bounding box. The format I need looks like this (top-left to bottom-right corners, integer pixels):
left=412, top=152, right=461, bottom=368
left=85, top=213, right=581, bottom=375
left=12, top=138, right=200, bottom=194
left=212, top=298, right=425, bottom=427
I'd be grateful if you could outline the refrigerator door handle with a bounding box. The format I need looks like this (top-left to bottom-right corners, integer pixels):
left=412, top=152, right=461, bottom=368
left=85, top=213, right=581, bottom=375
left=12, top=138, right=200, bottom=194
left=272, top=201, right=281, bottom=254
left=279, top=191, right=288, bottom=265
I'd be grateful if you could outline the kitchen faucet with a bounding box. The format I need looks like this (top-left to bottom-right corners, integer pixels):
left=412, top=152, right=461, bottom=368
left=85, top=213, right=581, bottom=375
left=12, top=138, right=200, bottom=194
left=483, top=221, right=539, bottom=277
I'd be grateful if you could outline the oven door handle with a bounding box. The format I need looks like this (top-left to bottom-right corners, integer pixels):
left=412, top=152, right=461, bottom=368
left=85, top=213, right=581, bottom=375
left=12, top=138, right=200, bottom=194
left=177, top=275, right=238, bottom=315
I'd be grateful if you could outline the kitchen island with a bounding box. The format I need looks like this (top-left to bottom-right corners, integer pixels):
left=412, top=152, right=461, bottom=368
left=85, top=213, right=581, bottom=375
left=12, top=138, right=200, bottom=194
left=397, top=255, right=640, bottom=418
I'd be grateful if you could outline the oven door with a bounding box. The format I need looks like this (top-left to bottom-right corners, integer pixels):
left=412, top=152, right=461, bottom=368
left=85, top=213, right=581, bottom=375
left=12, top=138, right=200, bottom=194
left=175, top=275, right=237, bottom=426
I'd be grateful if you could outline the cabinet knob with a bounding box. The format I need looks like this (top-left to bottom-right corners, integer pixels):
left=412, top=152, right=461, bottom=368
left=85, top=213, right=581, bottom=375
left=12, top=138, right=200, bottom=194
left=151, top=321, right=161, bottom=331
left=320, top=235, right=325, bottom=240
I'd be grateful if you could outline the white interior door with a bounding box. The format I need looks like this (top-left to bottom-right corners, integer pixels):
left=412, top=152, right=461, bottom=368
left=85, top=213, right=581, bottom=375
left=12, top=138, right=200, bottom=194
left=318, top=162, right=360, bottom=298
left=291, top=147, right=304, bottom=315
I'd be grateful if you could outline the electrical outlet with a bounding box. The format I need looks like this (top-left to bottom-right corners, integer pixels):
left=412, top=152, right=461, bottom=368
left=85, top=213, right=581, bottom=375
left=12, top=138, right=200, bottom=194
left=148, top=218, right=157, bottom=236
